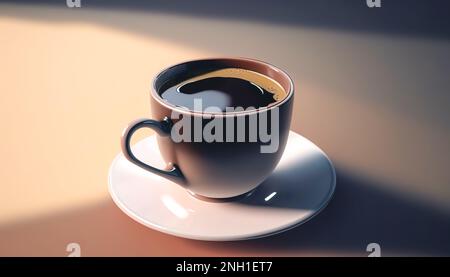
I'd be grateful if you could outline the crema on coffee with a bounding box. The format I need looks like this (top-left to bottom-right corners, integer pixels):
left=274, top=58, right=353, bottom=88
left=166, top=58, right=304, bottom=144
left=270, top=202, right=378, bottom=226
left=160, top=68, right=287, bottom=112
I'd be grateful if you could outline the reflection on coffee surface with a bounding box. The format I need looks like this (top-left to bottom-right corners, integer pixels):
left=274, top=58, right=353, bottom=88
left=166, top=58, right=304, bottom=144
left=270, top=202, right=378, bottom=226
left=160, top=68, right=286, bottom=112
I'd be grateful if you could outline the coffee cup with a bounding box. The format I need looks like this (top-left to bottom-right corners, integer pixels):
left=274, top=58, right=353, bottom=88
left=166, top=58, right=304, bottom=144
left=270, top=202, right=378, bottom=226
left=121, top=58, right=294, bottom=200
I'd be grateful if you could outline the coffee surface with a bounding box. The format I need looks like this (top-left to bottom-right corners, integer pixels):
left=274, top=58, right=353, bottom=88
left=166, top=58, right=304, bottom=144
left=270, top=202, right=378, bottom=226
left=160, top=68, right=286, bottom=112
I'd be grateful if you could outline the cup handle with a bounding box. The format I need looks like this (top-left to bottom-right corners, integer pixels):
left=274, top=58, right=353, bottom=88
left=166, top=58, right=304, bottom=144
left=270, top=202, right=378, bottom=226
left=121, top=117, right=184, bottom=183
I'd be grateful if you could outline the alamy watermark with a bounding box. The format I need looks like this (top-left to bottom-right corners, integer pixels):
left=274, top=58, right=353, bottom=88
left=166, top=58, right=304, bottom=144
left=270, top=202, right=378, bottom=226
left=169, top=99, right=280, bottom=154
left=367, top=243, right=381, bottom=257
left=66, top=242, right=81, bottom=257
left=67, top=0, right=380, bottom=9
left=367, top=0, right=382, bottom=8
left=66, top=0, right=81, bottom=8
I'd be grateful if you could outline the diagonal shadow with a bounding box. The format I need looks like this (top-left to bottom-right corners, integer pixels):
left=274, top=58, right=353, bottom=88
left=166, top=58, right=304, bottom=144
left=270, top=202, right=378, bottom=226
left=191, top=167, right=450, bottom=256
left=3, top=0, right=450, bottom=39
left=0, top=167, right=449, bottom=256
left=0, top=0, right=449, bottom=256
left=1, top=0, right=449, bottom=132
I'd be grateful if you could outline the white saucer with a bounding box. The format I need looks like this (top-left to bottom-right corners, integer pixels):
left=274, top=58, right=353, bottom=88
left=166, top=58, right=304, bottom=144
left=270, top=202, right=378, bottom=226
left=108, top=131, right=336, bottom=241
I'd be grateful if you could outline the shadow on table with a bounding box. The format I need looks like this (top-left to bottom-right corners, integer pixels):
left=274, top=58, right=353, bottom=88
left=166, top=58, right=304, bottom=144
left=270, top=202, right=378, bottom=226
left=198, top=167, right=450, bottom=256
left=2, top=0, right=450, bottom=39
left=0, top=0, right=449, bottom=256
left=0, top=167, right=449, bottom=256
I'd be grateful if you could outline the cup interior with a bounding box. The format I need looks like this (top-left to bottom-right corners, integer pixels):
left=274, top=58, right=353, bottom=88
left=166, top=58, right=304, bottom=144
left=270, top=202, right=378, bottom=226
left=152, top=58, right=293, bottom=114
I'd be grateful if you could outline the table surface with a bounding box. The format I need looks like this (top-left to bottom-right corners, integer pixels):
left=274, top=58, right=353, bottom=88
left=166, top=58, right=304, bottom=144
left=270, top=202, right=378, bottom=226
left=0, top=3, right=449, bottom=256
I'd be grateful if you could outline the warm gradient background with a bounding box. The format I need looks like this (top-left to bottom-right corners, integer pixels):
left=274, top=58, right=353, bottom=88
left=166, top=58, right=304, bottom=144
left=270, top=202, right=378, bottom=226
left=0, top=0, right=449, bottom=256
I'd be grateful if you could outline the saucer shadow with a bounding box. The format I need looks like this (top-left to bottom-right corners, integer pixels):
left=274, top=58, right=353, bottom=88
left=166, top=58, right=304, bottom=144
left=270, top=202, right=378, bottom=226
left=0, top=168, right=449, bottom=256
left=191, top=167, right=450, bottom=256
left=236, top=148, right=335, bottom=211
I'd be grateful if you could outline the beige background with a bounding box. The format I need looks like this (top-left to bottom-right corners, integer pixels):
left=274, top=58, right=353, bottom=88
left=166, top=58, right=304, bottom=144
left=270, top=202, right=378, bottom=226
left=0, top=3, right=449, bottom=256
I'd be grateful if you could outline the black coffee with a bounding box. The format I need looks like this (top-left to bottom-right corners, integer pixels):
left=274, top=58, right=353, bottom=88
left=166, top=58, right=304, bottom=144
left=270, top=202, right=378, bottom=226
left=160, top=68, right=286, bottom=112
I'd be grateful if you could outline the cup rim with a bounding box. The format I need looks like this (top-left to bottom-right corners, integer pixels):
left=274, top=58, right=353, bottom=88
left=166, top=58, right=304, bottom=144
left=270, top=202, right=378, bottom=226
left=151, top=57, right=294, bottom=117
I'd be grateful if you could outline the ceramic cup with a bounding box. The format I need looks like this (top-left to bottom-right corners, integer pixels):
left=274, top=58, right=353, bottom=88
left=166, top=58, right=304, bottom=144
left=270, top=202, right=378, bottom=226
left=121, top=58, right=294, bottom=200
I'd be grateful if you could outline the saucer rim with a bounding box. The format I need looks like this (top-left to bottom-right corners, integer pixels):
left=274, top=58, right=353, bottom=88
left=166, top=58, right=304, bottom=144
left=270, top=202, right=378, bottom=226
left=108, top=131, right=336, bottom=241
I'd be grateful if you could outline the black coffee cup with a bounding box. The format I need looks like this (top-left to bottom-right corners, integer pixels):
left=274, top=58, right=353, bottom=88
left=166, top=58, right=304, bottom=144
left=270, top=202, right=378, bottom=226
left=121, top=58, right=294, bottom=201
